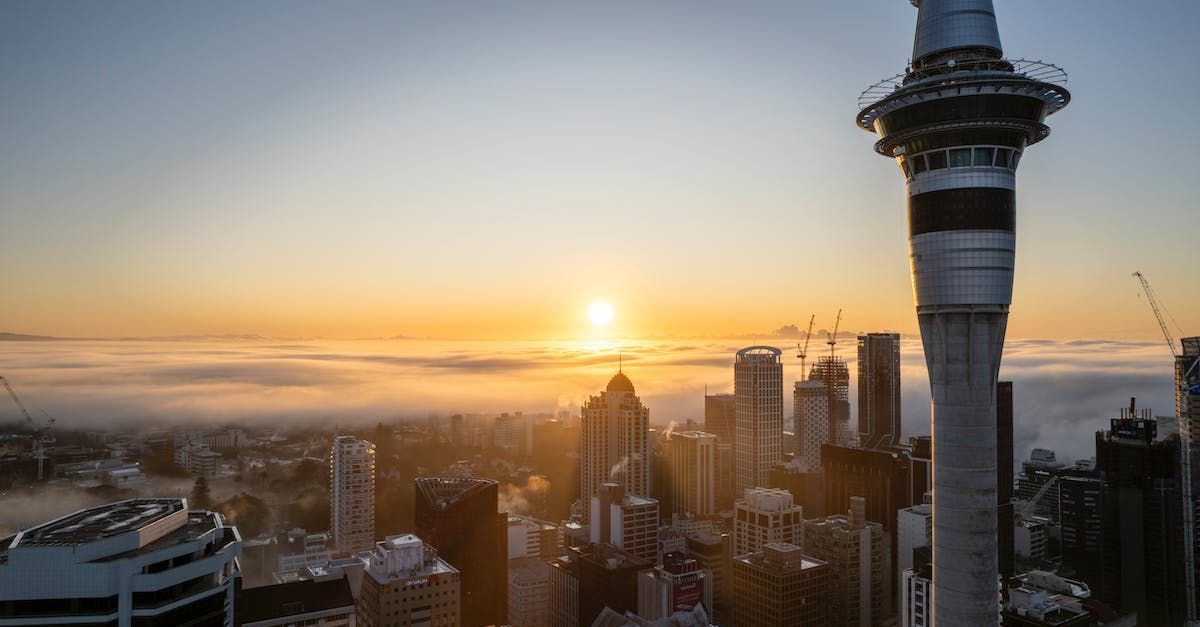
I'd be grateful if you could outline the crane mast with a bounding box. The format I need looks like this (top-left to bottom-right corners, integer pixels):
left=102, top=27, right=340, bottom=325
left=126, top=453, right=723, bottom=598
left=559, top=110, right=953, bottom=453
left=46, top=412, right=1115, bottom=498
left=827, top=308, right=843, bottom=358
left=797, top=314, right=815, bottom=374
left=1133, top=271, right=1178, bottom=358
left=1, top=376, right=51, bottom=482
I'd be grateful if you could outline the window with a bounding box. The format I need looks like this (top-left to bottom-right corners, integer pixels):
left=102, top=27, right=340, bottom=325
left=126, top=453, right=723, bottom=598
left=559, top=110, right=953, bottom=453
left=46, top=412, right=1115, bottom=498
left=973, top=147, right=993, bottom=166
left=912, top=155, right=927, bottom=174
left=949, top=148, right=971, bottom=167
left=994, top=149, right=1011, bottom=168
left=926, top=151, right=947, bottom=170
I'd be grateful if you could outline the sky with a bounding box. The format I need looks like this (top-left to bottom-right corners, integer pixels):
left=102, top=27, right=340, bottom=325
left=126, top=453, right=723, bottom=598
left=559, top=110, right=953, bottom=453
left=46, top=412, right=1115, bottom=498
left=1, top=1, right=1198, bottom=340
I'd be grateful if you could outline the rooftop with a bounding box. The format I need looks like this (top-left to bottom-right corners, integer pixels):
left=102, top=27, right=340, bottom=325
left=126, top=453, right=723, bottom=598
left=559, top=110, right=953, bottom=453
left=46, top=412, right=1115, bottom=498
left=16, top=498, right=184, bottom=547
left=607, top=371, right=635, bottom=394
left=238, top=578, right=355, bottom=624
left=415, top=477, right=496, bottom=510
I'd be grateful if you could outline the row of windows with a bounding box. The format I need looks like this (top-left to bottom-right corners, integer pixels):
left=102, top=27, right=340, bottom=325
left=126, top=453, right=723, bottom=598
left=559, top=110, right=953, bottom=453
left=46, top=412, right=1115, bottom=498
left=899, top=146, right=1021, bottom=179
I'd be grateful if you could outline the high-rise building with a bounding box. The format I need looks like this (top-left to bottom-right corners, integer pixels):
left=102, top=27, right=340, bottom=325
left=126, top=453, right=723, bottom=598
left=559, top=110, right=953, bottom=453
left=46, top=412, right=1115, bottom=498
left=793, top=380, right=830, bottom=472
left=734, top=346, right=784, bottom=496
left=0, top=499, right=242, bottom=627
left=580, top=370, right=651, bottom=520
left=857, top=333, right=901, bottom=449
left=1016, top=448, right=1066, bottom=521
left=821, top=443, right=913, bottom=536
left=896, top=503, right=932, bottom=592
left=803, top=497, right=891, bottom=627
left=731, top=542, right=829, bottom=627
left=546, top=543, right=651, bottom=627
left=589, top=482, right=660, bottom=565
left=414, top=477, right=507, bottom=627
left=857, top=1, right=1071, bottom=621
left=1176, top=336, right=1200, bottom=621
left=684, top=531, right=731, bottom=626
left=998, top=381, right=1016, bottom=578
left=236, top=576, right=357, bottom=627
left=705, top=393, right=738, bottom=512
left=732, top=487, right=803, bottom=559
left=1094, top=411, right=1188, bottom=625
left=357, top=534, right=460, bottom=627
left=900, top=546, right=933, bottom=627
left=664, top=430, right=716, bottom=518
left=809, top=355, right=851, bottom=446
left=330, top=436, right=376, bottom=555
left=494, top=411, right=533, bottom=456
left=637, top=552, right=712, bottom=620
left=1058, top=474, right=1102, bottom=592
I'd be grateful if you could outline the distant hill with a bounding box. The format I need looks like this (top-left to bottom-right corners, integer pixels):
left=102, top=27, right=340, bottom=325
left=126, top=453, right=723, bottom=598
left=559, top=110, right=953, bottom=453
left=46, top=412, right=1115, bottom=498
left=0, top=332, right=65, bottom=341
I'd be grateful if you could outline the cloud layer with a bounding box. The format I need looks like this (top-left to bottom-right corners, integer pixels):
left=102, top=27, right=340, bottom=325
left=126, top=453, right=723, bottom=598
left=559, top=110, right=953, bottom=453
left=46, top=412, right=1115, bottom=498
left=0, top=336, right=1178, bottom=465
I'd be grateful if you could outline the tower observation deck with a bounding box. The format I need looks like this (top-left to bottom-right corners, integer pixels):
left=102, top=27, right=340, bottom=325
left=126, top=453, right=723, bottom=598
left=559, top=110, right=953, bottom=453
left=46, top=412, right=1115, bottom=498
left=857, top=1, right=1069, bottom=624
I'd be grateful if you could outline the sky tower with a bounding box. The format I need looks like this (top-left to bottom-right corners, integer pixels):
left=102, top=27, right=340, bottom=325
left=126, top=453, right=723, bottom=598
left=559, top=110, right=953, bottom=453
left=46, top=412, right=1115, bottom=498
left=857, top=1, right=1070, bottom=624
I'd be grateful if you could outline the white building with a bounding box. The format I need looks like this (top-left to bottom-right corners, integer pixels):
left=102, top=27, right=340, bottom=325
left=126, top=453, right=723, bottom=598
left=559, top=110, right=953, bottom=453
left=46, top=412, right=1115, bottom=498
left=900, top=548, right=932, bottom=627
left=793, top=380, right=830, bottom=471
left=896, top=503, right=932, bottom=590
left=357, top=534, right=460, bottom=627
left=331, top=436, right=375, bottom=555
left=580, top=370, right=650, bottom=519
left=734, top=347, right=784, bottom=496
left=277, top=530, right=335, bottom=573
left=0, top=498, right=241, bottom=627
left=507, top=514, right=561, bottom=561
left=1015, top=516, right=1049, bottom=561
left=494, top=412, right=533, bottom=456
left=175, top=442, right=222, bottom=476
left=732, top=487, right=803, bottom=558
left=665, top=431, right=717, bottom=517
left=590, top=482, right=660, bottom=564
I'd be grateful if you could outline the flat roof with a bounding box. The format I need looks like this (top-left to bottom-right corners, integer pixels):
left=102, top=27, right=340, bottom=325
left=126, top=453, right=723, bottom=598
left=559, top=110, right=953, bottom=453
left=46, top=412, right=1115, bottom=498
left=17, top=499, right=184, bottom=547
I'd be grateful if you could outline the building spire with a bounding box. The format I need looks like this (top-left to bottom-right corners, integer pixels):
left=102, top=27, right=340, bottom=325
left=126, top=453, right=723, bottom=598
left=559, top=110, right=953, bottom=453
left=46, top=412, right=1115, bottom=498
left=911, top=0, right=1003, bottom=68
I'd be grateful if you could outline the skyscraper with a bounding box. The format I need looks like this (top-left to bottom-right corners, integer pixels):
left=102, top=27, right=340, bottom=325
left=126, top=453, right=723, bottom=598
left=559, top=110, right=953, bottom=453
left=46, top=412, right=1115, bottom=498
left=732, top=487, right=804, bottom=559
left=330, top=435, right=376, bottom=554
left=580, top=370, right=651, bottom=519
left=589, top=482, right=660, bottom=565
left=1178, top=336, right=1200, bottom=620
left=414, top=477, right=508, bottom=627
left=734, top=346, right=783, bottom=495
left=705, top=393, right=738, bottom=510
left=793, top=380, right=830, bottom=471
left=857, top=332, right=901, bottom=449
left=809, top=355, right=851, bottom=446
left=858, top=1, right=1071, bottom=621
left=803, top=497, right=891, bottom=626
left=664, top=430, right=717, bottom=517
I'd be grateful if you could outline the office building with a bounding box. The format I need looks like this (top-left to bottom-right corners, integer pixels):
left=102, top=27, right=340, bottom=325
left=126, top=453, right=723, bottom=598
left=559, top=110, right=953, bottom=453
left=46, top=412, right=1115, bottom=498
left=0, top=498, right=241, bottom=627
left=1016, top=448, right=1066, bottom=521
left=809, top=355, right=851, bottom=446
left=734, top=346, right=784, bottom=496
left=1095, top=411, right=1188, bottom=625
left=637, top=552, right=712, bottom=620
left=1015, top=516, right=1048, bottom=561
left=731, top=542, right=829, bottom=627
left=857, top=333, right=901, bottom=449
left=580, top=370, right=651, bottom=519
left=857, top=0, right=1071, bottom=621
left=590, top=482, right=660, bottom=564
left=896, top=503, right=932, bottom=591
left=507, top=514, right=561, bottom=561
left=732, top=487, right=803, bottom=558
left=357, top=534, right=460, bottom=627
left=803, top=497, right=890, bottom=626
left=494, top=412, right=533, bottom=456
left=900, top=546, right=932, bottom=627
left=414, top=477, right=507, bottom=627
left=769, top=460, right=824, bottom=518
left=508, top=556, right=549, bottom=627
left=664, top=430, right=716, bottom=518
left=684, top=531, right=730, bottom=626
left=1058, top=474, right=1102, bottom=591
left=793, top=380, right=830, bottom=472
left=822, top=443, right=912, bottom=535
left=236, top=577, right=357, bottom=627
left=705, top=393, right=737, bottom=512
left=331, top=436, right=375, bottom=554
left=546, top=543, right=651, bottom=627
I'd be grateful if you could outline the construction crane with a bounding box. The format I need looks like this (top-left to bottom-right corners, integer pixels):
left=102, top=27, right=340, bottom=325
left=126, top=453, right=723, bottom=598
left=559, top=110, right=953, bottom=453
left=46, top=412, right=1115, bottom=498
left=1, top=376, right=51, bottom=481
left=796, top=314, right=816, bottom=374
left=1016, top=475, right=1059, bottom=520
left=1133, top=271, right=1179, bottom=358
left=827, top=308, right=843, bottom=358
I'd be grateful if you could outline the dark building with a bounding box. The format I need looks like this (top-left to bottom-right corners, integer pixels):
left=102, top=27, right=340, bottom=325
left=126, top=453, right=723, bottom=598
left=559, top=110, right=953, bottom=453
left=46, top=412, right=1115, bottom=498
left=1058, top=473, right=1102, bottom=588
left=769, top=461, right=824, bottom=518
left=235, top=577, right=356, bottom=627
left=685, top=531, right=731, bottom=626
left=1094, top=412, right=1188, bottom=625
left=908, top=435, right=932, bottom=503
left=547, top=543, right=650, bottom=627
left=704, top=393, right=737, bottom=510
left=822, top=443, right=913, bottom=613
left=810, top=356, right=850, bottom=443
left=998, top=381, right=1015, bottom=578
left=414, top=477, right=507, bottom=627
left=857, top=333, right=901, bottom=448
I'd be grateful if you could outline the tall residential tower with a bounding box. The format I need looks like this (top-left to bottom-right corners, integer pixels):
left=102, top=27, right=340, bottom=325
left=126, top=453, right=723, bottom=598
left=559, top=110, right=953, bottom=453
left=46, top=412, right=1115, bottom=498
left=858, top=332, right=901, bottom=449
left=580, top=370, right=651, bottom=519
left=858, top=1, right=1070, bottom=623
left=734, top=346, right=784, bottom=495
left=331, top=435, right=376, bottom=554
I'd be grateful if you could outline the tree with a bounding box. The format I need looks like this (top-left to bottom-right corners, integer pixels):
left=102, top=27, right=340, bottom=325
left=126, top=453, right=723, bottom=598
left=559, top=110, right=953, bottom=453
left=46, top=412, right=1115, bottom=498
left=190, top=476, right=212, bottom=509
left=217, top=492, right=270, bottom=538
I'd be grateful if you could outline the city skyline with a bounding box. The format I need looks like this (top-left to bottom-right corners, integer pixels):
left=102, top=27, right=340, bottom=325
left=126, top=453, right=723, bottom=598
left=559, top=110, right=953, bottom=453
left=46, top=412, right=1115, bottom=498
left=1, top=1, right=1198, bottom=341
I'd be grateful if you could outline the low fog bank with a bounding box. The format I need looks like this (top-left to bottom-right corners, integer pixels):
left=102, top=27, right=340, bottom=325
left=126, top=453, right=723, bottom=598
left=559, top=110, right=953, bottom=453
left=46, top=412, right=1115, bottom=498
left=0, top=337, right=1177, bottom=471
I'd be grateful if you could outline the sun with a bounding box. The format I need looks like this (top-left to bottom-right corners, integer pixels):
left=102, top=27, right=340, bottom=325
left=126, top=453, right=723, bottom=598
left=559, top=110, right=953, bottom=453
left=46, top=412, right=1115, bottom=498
left=587, top=301, right=614, bottom=327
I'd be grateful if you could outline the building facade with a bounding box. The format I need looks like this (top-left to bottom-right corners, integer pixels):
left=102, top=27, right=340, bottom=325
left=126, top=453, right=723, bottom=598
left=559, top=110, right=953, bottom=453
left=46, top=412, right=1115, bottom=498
left=664, top=430, right=716, bottom=518
left=803, top=497, right=891, bottom=627
left=580, top=371, right=651, bottom=519
left=732, top=487, right=803, bottom=559
left=857, top=333, right=901, bottom=449
left=0, top=498, right=241, bottom=627
left=589, top=482, right=659, bottom=565
left=331, top=436, right=375, bottom=555
left=357, top=534, right=460, bottom=627
left=637, top=552, right=712, bottom=620
left=809, top=355, right=852, bottom=446
left=793, top=380, right=830, bottom=472
left=734, top=347, right=784, bottom=496
left=731, top=542, right=828, bottom=627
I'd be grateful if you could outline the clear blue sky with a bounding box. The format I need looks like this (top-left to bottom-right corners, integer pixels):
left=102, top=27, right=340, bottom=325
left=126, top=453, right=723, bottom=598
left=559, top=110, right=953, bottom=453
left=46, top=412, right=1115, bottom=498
left=2, top=1, right=1197, bottom=339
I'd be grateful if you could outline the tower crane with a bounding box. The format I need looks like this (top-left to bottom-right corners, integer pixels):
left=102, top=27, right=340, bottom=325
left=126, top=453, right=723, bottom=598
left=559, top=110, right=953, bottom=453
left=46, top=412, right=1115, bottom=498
left=827, top=308, right=843, bottom=358
left=1, top=376, right=52, bottom=481
left=1016, top=475, right=1059, bottom=520
left=796, top=314, right=816, bottom=374
left=1133, top=271, right=1179, bottom=358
